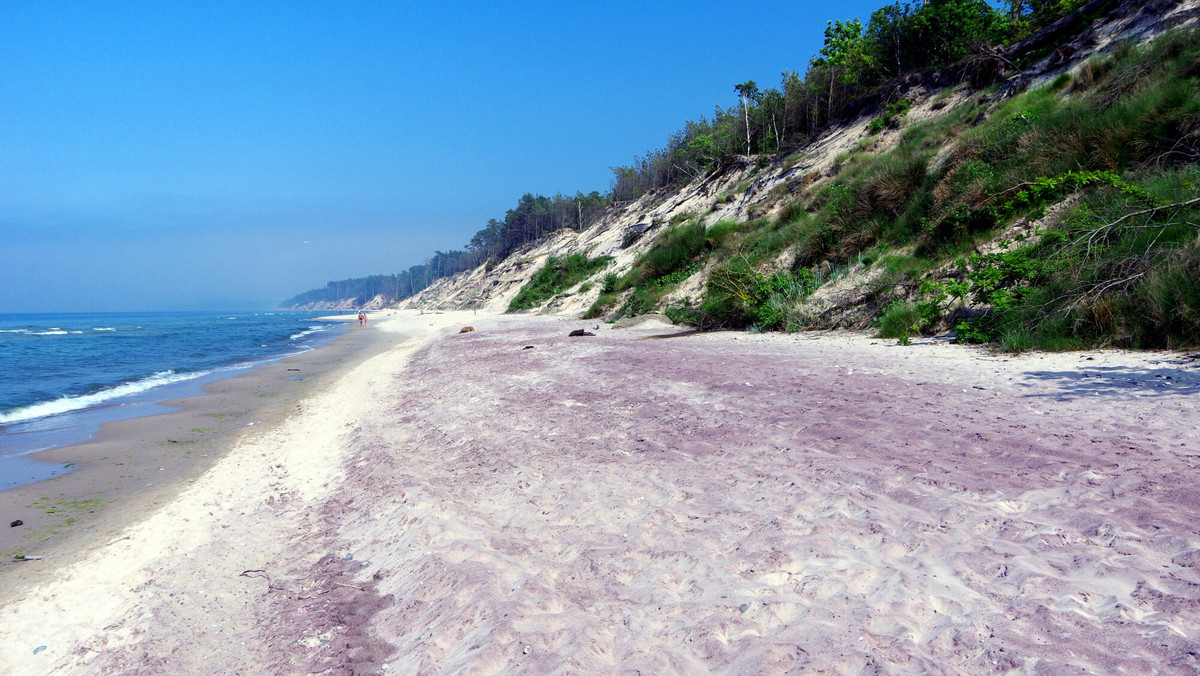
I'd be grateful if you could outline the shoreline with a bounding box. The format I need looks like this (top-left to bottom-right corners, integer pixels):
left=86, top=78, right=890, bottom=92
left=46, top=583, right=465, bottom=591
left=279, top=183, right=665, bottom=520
left=1, top=311, right=1198, bottom=672
left=0, top=312, right=391, bottom=594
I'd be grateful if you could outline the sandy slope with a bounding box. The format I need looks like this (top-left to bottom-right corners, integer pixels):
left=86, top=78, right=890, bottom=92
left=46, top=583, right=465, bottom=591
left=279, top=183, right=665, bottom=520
left=2, top=312, right=1199, bottom=674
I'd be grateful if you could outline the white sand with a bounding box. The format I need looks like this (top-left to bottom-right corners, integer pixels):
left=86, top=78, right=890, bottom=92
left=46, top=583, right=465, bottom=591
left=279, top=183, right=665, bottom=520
left=0, top=311, right=467, bottom=673
left=2, top=312, right=1198, bottom=674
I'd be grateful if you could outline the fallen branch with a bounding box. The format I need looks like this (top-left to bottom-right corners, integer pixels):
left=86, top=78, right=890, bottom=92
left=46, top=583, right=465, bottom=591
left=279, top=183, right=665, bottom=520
left=1074, top=197, right=1200, bottom=258
left=1097, top=196, right=1200, bottom=231
left=239, top=568, right=288, bottom=593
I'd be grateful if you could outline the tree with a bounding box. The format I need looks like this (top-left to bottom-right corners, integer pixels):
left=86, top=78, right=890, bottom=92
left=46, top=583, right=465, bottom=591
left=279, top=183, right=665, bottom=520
left=816, top=18, right=873, bottom=85
left=867, top=3, right=912, bottom=78
left=757, top=87, right=785, bottom=153
left=735, top=81, right=760, bottom=155
left=812, top=19, right=874, bottom=122
left=901, top=0, right=1009, bottom=68
left=1005, top=0, right=1089, bottom=36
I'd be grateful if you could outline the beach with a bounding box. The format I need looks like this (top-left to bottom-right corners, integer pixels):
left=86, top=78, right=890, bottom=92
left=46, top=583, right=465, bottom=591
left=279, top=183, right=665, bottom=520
left=1, top=311, right=1199, bottom=673
left=0, top=315, right=385, bottom=593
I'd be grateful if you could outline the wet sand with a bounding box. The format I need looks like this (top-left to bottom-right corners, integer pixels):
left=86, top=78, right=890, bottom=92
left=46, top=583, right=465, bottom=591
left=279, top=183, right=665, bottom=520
left=1, top=312, right=1198, bottom=673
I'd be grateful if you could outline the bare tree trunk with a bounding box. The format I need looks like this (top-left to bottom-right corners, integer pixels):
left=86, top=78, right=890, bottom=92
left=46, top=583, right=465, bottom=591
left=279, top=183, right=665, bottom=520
left=828, top=69, right=835, bottom=126
left=782, top=98, right=788, bottom=146
left=742, top=97, right=751, bottom=155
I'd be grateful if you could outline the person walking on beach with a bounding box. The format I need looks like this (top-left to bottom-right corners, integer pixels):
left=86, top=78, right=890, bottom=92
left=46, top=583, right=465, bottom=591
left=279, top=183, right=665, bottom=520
left=358, top=311, right=366, bottom=326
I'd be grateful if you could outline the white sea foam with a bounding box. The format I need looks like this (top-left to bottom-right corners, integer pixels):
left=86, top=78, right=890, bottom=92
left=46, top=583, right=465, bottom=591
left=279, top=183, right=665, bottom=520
left=35, top=330, right=69, bottom=336
left=289, top=325, right=323, bottom=340
left=93, top=327, right=117, bottom=332
left=0, top=370, right=208, bottom=425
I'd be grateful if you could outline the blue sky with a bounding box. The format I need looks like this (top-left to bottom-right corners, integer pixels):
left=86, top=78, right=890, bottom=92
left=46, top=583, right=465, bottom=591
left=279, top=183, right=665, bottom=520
left=2, top=0, right=887, bottom=311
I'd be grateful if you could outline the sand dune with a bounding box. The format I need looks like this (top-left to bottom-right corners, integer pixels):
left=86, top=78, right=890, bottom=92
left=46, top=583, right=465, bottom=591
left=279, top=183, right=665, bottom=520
left=2, top=312, right=1199, bottom=673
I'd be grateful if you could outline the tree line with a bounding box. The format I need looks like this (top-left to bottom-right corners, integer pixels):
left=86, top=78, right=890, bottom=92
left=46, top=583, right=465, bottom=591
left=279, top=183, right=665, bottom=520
left=608, top=0, right=1091, bottom=199
left=283, top=0, right=1094, bottom=309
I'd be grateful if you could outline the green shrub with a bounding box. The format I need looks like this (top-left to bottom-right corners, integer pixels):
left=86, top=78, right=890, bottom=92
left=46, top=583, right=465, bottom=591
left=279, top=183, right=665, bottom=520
left=705, top=219, right=741, bottom=244
left=649, top=262, right=702, bottom=288
left=958, top=165, right=1200, bottom=350
left=698, top=262, right=816, bottom=329
left=600, top=273, right=618, bottom=294
left=583, top=292, right=618, bottom=319
left=876, top=301, right=922, bottom=342
left=507, top=254, right=613, bottom=312
left=868, top=98, right=912, bottom=134
left=954, top=317, right=992, bottom=344
left=604, top=27, right=1200, bottom=350
left=664, top=304, right=705, bottom=326
left=636, top=221, right=708, bottom=281
left=616, top=287, right=660, bottom=318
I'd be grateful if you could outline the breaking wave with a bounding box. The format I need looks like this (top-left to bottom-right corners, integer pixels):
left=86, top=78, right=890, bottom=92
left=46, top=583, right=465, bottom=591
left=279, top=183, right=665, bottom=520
left=0, top=370, right=208, bottom=425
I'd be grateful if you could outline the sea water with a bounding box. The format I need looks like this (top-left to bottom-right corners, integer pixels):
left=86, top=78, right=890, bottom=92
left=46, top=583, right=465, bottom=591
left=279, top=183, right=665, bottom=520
left=0, top=311, right=342, bottom=489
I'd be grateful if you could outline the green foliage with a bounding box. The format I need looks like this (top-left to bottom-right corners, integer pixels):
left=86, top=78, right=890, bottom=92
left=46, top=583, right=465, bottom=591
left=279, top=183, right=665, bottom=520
left=959, top=166, right=1200, bottom=350
left=507, top=254, right=613, bottom=312
left=954, top=317, right=992, bottom=344
left=868, top=98, right=912, bottom=134
left=663, top=304, right=705, bottom=326
left=815, top=18, right=874, bottom=86
left=1008, top=0, right=1092, bottom=40
left=866, top=0, right=1011, bottom=81
left=876, top=300, right=922, bottom=343
left=612, top=263, right=707, bottom=319
left=629, top=220, right=737, bottom=287
left=875, top=276, right=972, bottom=343
left=615, top=288, right=656, bottom=318
left=636, top=221, right=709, bottom=281
left=966, top=245, right=1062, bottom=311
left=613, top=25, right=1199, bottom=350
left=583, top=292, right=619, bottom=320
left=1000, top=170, right=1151, bottom=219
left=694, top=262, right=817, bottom=330
left=706, top=219, right=741, bottom=243
left=650, top=262, right=703, bottom=288
left=600, top=273, right=619, bottom=294
left=592, top=220, right=743, bottom=322
left=648, top=23, right=1200, bottom=350
left=787, top=24, right=1200, bottom=273
left=914, top=277, right=968, bottom=326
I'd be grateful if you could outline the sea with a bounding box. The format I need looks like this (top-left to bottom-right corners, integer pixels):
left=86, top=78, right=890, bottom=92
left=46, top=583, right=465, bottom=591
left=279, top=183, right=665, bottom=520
left=0, top=310, right=343, bottom=489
